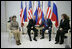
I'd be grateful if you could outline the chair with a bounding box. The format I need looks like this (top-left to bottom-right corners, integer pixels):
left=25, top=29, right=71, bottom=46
left=64, top=20, right=71, bottom=48
left=64, top=29, right=71, bottom=48
left=45, top=21, right=55, bottom=34
left=23, top=22, right=28, bottom=34
left=7, top=22, right=22, bottom=41
left=23, top=22, right=34, bottom=34
left=64, top=20, right=71, bottom=40
left=7, top=22, right=13, bottom=41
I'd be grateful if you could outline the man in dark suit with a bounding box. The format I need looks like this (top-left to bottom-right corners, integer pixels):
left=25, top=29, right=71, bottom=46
left=39, top=16, right=52, bottom=41
left=27, top=16, right=38, bottom=41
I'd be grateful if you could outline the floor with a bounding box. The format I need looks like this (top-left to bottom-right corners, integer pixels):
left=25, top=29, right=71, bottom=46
left=1, top=32, right=71, bottom=48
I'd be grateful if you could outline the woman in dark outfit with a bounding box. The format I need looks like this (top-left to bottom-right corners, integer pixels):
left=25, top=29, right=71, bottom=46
left=55, top=14, right=70, bottom=44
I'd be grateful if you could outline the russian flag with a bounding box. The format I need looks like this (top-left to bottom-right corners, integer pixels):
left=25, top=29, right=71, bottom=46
left=42, top=1, right=44, bottom=22
left=42, top=12, right=44, bottom=22
left=34, top=1, right=38, bottom=25
left=23, top=1, right=27, bottom=22
left=51, top=2, right=58, bottom=27
left=34, top=8, right=38, bottom=25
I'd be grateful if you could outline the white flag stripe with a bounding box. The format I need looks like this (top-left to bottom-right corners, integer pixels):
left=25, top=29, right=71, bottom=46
left=39, top=18, right=42, bottom=24
left=47, top=7, right=51, bottom=18
left=28, top=8, right=33, bottom=20
left=38, top=8, right=41, bottom=16
left=49, top=8, right=52, bottom=19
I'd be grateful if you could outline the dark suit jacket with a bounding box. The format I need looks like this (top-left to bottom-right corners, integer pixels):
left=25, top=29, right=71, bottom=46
left=59, top=19, right=70, bottom=33
left=27, top=19, right=36, bottom=29
left=39, top=19, right=52, bottom=28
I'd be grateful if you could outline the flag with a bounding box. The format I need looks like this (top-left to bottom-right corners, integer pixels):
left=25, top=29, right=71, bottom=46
left=23, top=1, right=27, bottom=22
left=20, top=1, right=23, bottom=23
left=42, top=1, right=44, bottom=22
left=37, top=1, right=42, bottom=25
left=28, top=1, right=33, bottom=21
left=51, top=2, right=58, bottom=27
left=34, top=1, right=38, bottom=25
left=41, top=1, right=45, bottom=27
left=46, top=1, right=51, bottom=19
left=34, top=8, right=38, bottom=25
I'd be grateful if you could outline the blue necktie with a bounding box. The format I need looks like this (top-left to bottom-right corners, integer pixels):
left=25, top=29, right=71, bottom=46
left=45, top=19, right=48, bottom=27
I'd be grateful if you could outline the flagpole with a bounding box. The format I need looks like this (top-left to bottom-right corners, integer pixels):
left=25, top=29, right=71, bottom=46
left=22, top=1, right=27, bottom=34
left=22, top=1, right=24, bottom=35
left=20, top=1, right=23, bottom=34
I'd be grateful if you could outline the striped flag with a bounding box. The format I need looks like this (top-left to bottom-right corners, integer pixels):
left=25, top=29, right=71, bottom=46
left=46, top=1, right=51, bottom=19
left=28, top=1, right=33, bottom=21
left=51, top=2, right=58, bottom=27
left=20, top=1, right=23, bottom=23
left=37, top=1, right=42, bottom=25
left=23, top=1, right=27, bottom=22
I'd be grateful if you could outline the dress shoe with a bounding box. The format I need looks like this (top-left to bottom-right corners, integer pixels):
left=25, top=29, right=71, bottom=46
left=18, top=40, right=21, bottom=45
left=33, top=38, right=37, bottom=41
left=49, top=39, right=51, bottom=41
left=55, top=41, right=59, bottom=44
left=59, top=42, right=64, bottom=44
left=30, top=39, right=32, bottom=41
left=16, top=40, right=21, bottom=45
left=40, top=37, right=44, bottom=39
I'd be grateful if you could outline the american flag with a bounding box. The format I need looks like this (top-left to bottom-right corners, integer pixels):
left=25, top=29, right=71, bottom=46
left=20, top=1, right=23, bottom=23
left=37, top=1, right=42, bottom=25
left=28, top=1, right=33, bottom=21
left=46, top=1, right=52, bottom=19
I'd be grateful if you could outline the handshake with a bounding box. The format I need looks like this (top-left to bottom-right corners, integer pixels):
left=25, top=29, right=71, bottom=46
left=35, top=25, right=41, bottom=28
left=31, top=26, right=33, bottom=28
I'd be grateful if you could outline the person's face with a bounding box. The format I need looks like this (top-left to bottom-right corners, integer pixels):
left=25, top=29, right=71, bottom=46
left=33, top=16, right=36, bottom=20
left=44, top=16, right=47, bottom=19
left=13, top=17, right=16, bottom=21
left=11, top=17, right=12, bottom=21
left=31, top=17, right=32, bottom=19
left=61, top=16, right=64, bottom=19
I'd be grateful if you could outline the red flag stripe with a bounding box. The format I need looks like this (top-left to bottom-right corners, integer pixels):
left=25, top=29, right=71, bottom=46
left=46, top=7, right=49, bottom=17
left=37, top=7, right=42, bottom=25
left=20, top=9, right=23, bottom=17
left=28, top=9, right=33, bottom=20
left=21, top=15, right=24, bottom=23
left=51, top=13, right=58, bottom=27
left=48, top=9, right=51, bottom=19
left=46, top=7, right=51, bottom=19
left=28, top=11, right=31, bottom=19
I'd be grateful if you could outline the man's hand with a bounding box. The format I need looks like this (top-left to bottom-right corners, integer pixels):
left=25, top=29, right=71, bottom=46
left=31, top=26, right=33, bottom=29
left=49, top=27, right=51, bottom=29
left=38, top=26, right=40, bottom=28
left=60, top=28, right=63, bottom=31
